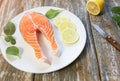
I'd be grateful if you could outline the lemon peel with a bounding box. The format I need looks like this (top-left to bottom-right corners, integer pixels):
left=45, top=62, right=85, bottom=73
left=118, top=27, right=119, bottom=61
left=86, top=0, right=105, bottom=15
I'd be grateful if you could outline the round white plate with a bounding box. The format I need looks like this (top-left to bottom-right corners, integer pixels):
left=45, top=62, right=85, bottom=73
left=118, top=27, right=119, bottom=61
left=0, top=6, right=86, bottom=73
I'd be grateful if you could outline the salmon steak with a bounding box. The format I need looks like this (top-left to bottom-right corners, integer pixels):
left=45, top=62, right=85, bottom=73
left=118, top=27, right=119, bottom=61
left=19, top=12, right=59, bottom=64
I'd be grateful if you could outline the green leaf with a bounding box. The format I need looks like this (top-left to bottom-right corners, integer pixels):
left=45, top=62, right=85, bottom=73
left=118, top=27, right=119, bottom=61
left=4, top=21, right=16, bottom=35
left=6, top=46, right=20, bottom=58
left=111, top=6, right=120, bottom=14
left=4, top=35, right=16, bottom=45
left=45, top=9, right=62, bottom=19
left=5, top=35, right=11, bottom=42
left=10, top=38, right=16, bottom=45
left=112, top=15, right=120, bottom=27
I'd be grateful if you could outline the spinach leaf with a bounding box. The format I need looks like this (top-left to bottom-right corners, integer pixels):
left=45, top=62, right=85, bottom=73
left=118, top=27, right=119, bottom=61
left=6, top=46, right=20, bottom=58
left=111, top=6, right=120, bottom=14
left=112, top=15, right=120, bottom=27
left=5, top=35, right=11, bottom=42
left=4, top=35, right=16, bottom=45
left=4, top=22, right=16, bottom=35
left=45, top=9, right=62, bottom=19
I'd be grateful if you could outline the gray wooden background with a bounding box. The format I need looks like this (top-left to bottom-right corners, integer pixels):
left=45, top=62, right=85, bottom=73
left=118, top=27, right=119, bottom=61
left=0, top=0, right=120, bottom=81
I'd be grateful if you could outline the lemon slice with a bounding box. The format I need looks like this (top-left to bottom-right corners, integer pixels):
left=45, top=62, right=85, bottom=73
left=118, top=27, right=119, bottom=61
left=58, top=21, right=76, bottom=32
left=61, top=29, right=79, bottom=44
left=54, top=16, right=71, bottom=28
left=86, top=0, right=104, bottom=15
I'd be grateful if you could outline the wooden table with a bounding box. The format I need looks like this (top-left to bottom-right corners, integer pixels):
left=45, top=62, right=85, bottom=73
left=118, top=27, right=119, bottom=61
left=0, top=0, right=120, bottom=81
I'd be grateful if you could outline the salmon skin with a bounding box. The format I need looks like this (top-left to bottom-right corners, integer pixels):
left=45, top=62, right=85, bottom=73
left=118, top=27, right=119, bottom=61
left=20, top=12, right=59, bottom=64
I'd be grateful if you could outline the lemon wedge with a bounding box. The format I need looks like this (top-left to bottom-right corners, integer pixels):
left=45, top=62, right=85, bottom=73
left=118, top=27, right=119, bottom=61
left=86, top=0, right=104, bottom=15
left=61, top=29, right=79, bottom=44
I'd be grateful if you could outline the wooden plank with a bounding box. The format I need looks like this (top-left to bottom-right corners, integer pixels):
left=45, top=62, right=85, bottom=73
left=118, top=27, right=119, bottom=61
left=0, top=0, right=44, bottom=81
left=0, top=0, right=2, bottom=7
left=34, top=0, right=100, bottom=81
left=89, top=0, right=120, bottom=81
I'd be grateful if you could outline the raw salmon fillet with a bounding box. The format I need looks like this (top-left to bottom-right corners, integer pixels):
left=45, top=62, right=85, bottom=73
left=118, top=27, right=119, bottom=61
left=20, top=12, right=59, bottom=64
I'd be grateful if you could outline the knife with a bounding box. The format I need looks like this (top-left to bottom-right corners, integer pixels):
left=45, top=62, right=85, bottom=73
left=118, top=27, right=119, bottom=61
left=91, top=23, right=120, bottom=51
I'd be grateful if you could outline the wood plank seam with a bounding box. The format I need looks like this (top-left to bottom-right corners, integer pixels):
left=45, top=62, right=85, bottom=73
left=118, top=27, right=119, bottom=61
left=84, top=4, right=102, bottom=80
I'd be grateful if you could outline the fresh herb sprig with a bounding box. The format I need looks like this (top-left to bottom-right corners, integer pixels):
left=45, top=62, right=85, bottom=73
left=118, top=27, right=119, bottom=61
left=111, top=6, right=120, bottom=27
left=2, top=21, right=20, bottom=58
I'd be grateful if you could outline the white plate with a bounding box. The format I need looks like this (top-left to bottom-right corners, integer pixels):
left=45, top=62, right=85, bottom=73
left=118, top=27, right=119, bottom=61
left=0, top=6, right=86, bottom=73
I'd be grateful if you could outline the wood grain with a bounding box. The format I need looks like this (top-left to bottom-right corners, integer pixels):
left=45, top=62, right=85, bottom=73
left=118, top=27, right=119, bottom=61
left=90, top=0, right=120, bottom=81
left=0, top=0, right=120, bottom=81
left=0, top=0, right=43, bottom=81
left=34, top=0, right=100, bottom=81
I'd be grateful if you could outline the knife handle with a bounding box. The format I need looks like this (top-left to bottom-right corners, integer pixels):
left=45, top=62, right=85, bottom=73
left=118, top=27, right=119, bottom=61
left=105, top=36, right=120, bottom=51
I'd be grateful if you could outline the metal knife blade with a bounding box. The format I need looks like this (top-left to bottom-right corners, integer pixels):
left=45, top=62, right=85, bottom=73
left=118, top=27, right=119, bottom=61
left=91, top=23, right=120, bottom=51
